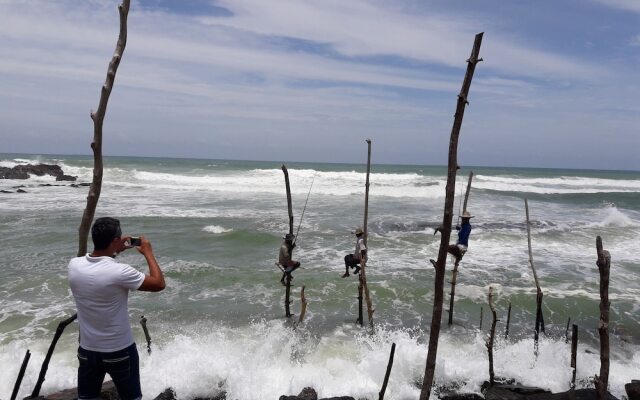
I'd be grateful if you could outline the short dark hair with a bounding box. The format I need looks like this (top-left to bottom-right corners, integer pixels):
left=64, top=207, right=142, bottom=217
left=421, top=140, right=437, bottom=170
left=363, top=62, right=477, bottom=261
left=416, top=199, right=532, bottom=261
left=91, top=217, right=122, bottom=250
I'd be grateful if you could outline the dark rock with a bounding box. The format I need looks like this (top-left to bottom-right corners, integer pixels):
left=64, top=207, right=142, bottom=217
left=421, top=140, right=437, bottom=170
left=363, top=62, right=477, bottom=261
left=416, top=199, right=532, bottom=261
left=483, top=386, right=618, bottom=400
left=281, top=387, right=319, bottom=400
left=17, top=189, right=27, bottom=193
left=440, top=393, right=484, bottom=400
left=0, top=164, right=76, bottom=181
left=626, top=380, right=640, bottom=400
left=12, top=185, right=26, bottom=188
left=153, top=388, right=177, bottom=400
left=56, top=174, right=77, bottom=181
left=0, top=190, right=12, bottom=193
left=318, top=397, right=356, bottom=400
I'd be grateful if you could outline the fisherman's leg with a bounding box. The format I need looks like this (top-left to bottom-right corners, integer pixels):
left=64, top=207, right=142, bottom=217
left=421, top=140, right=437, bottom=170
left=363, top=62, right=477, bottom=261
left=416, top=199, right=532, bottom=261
left=77, top=346, right=107, bottom=400
left=105, top=343, right=142, bottom=400
left=343, top=255, right=352, bottom=277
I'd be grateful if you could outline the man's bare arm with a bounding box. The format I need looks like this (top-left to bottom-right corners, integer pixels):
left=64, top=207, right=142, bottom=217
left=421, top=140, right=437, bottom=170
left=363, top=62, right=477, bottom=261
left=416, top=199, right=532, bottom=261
left=136, top=237, right=166, bottom=292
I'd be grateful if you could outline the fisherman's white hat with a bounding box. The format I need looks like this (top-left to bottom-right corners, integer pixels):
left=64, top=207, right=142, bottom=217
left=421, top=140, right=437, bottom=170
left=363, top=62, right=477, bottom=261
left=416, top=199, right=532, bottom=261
left=353, top=227, right=364, bottom=235
left=462, top=211, right=474, bottom=218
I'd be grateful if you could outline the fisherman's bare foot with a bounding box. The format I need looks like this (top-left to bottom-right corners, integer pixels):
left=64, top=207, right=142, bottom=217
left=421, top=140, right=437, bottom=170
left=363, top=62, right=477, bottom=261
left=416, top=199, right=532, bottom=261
left=353, top=267, right=360, bottom=274
left=341, top=273, right=349, bottom=278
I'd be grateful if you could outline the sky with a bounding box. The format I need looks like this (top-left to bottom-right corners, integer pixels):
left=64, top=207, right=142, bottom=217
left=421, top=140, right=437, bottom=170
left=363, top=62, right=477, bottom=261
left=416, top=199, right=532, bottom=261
left=0, top=0, right=638, bottom=170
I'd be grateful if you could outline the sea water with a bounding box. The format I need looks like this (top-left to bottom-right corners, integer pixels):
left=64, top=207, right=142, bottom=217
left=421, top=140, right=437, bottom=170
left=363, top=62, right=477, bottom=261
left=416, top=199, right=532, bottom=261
left=0, top=154, right=638, bottom=400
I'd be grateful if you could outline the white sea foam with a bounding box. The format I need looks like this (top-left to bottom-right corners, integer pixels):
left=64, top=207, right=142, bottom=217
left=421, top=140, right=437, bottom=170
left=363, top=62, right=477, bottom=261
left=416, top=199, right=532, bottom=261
left=202, top=225, right=233, bottom=234
left=474, top=174, right=640, bottom=194
left=1, top=321, right=638, bottom=400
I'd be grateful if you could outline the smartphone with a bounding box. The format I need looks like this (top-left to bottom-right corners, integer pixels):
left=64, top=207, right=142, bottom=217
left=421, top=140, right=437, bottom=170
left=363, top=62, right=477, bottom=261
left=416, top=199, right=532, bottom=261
left=129, top=237, right=142, bottom=247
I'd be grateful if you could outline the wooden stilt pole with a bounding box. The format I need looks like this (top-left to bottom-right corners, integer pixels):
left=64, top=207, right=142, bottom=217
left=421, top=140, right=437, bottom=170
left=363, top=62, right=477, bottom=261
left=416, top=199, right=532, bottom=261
left=448, top=172, right=473, bottom=326
left=594, top=236, right=610, bottom=399
left=140, top=315, right=152, bottom=354
left=571, top=324, right=578, bottom=389
left=11, top=350, right=31, bottom=400
left=30, top=314, right=77, bottom=398
left=298, top=286, right=307, bottom=324
left=565, top=317, right=571, bottom=344
left=525, top=198, right=545, bottom=354
left=361, top=139, right=375, bottom=330
left=505, top=302, right=512, bottom=339
left=419, top=32, right=483, bottom=400
left=281, top=165, right=295, bottom=318
left=77, top=0, right=131, bottom=256
left=479, top=306, right=484, bottom=330
left=486, top=287, right=498, bottom=386
left=378, top=343, right=396, bottom=400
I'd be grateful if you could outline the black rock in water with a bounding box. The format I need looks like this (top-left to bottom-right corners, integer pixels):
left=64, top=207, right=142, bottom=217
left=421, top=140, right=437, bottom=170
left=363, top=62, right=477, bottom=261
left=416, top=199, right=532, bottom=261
left=0, top=164, right=76, bottom=181
left=626, top=381, right=640, bottom=400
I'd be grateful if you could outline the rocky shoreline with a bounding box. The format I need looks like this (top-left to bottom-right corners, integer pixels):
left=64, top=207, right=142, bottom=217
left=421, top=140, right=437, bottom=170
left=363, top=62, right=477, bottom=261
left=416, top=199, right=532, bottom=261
left=28, top=380, right=640, bottom=400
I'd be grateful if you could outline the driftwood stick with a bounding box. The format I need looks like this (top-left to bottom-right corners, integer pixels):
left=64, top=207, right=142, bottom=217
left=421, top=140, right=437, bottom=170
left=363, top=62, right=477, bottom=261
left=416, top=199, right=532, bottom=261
left=30, top=314, right=77, bottom=398
left=486, top=287, right=498, bottom=386
left=378, top=342, right=396, bottom=400
left=298, top=286, right=307, bottom=324
left=448, top=171, right=474, bottom=326
left=11, top=350, right=31, bottom=400
left=140, top=316, right=152, bottom=354
left=571, top=324, right=578, bottom=389
left=594, top=236, right=610, bottom=399
left=565, top=317, right=571, bottom=344
left=479, top=306, right=484, bottom=330
left=77, top=0, right=130, bottom=256
left=362, top=139, right=375, bottom=329
left=419, top=32, right=483, bottom=400
left=505, top=302, right=512, bottom=339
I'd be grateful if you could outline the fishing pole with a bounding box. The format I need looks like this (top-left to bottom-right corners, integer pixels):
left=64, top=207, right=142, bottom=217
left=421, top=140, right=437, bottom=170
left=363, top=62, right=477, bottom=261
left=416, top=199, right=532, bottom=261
left=293, top=172, right=317, bottom=245
left=456, top=180, right=464, bottom=226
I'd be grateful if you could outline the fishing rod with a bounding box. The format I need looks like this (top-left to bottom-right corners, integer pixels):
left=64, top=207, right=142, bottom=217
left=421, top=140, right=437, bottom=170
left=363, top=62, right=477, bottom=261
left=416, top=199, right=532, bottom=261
left=456, top=181, right=464, bottom=226
left=293, top=172, right=317, bottom=245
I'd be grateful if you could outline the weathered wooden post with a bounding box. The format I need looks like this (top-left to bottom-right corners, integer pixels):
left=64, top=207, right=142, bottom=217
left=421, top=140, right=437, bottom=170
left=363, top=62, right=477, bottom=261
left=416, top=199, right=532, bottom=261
left=378, top=343, right=396, bottom=400
left=479, top=306, right=484, bottom=330
left=448, top=171, right=473, bottom=326
left=419, top=32, right=483, bottom=400
left=594, top=236, right=610, bottom=399
left=10, top=350, right=31, bottom=400
left=140, top=315, right=152, bottom=354
left=571, top=324, right=578, bottom=389
left=525, top=198, right=545, bottom=353
left=505, top=302, right=512, bottom=339
left=298, top=286, right=307, bottom=324
left=486, top=287, right=498, bottom=387
left=360, top=139, right=375, bottom=329
left=30, top=314, right=78, bottom=398
left=281, top=165, right=294, bottom=318
left=565, top=317, right=571, bottom=344
left=77, top=0, right=131, bottom=256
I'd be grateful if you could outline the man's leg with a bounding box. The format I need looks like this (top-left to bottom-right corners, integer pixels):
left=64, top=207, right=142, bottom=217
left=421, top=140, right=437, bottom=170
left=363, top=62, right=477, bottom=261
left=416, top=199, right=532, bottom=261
left=77, top=347, right=107, bottom=400
left=105, top=343, right=142, bottom=400
left=342, top=254, right=352, bottom=277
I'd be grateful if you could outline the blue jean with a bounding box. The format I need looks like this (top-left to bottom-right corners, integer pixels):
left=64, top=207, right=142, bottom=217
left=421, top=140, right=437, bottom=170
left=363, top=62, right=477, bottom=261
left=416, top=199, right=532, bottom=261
left=77, top=343, right=141, bottom=400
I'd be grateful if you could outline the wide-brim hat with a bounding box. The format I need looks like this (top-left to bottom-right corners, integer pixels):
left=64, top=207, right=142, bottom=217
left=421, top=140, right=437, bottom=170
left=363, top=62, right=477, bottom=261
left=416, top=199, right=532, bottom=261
left=283, top=233, right=295, bottom=240
left=461, top=211, right=474, bottom=219
left=353, top=227, right=364, bottom=235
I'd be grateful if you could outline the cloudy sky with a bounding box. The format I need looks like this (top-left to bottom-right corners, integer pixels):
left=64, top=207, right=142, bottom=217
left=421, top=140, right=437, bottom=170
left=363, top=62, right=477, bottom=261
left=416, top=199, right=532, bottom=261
left=0, top=0, right=638, bottom=170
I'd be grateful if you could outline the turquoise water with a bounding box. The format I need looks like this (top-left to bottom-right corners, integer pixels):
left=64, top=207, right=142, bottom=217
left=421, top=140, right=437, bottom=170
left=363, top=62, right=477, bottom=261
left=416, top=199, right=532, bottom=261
left=1, top=154, right=639, bottom=399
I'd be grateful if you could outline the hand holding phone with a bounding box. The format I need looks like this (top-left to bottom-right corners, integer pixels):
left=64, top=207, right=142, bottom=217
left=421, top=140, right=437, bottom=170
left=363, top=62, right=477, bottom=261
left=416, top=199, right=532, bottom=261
left=130, top=237, right=142, bottom=247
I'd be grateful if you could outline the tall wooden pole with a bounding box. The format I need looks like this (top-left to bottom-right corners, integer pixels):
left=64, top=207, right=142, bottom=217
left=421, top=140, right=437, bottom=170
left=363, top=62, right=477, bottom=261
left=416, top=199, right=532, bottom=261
left=281, top=165, right=294, bottom=235
left=486, top=287, right=498, bottom=387
left=505, top=302, right=512, bottom=339
left=360, top=139, right=375, bottom=329
left=77, top=0, right=130, bottom=256
left=419, top=32, right=483, bottom=400
left=594, top=236, right=610, bottom=399
left=281, top=165, right=294, bottom=318
left=571, top=324, right=578, bottom=389
left=378, top=343, right=396, bottom=400
left=448, top=171, right=473, bottom=326
left=525, top=198, right=545, bottom=353
left=11, top=350, right=31, bottom=400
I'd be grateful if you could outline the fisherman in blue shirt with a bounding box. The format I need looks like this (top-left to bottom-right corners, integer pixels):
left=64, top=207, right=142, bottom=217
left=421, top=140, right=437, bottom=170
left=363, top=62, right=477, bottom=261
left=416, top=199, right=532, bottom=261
left=447, top=211, right=474, bottom=265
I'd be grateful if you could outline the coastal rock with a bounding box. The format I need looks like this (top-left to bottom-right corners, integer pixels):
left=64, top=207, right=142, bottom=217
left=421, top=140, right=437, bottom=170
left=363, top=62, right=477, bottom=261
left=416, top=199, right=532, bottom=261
left=0, top=164, right=76, bottom=181
left=17, top=189, right=27, bottom=193
left=482, top=385, right=618, bottom=400
left=152, top=387, right=226, bottom=400
left=0, top=190, right=12, bottom=193
left=626, top=380, right=640, bottom=400
left=279, top=387, right=355, bottom=400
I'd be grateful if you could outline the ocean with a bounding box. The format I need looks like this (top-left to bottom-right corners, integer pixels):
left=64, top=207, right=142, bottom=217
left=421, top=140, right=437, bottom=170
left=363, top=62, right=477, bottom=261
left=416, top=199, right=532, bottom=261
left=0, top=153, right=639, bottom=400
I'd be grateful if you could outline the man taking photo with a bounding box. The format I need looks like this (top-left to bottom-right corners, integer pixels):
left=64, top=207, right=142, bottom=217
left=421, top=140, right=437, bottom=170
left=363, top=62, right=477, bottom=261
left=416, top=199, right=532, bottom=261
left=68, top=217, right=165, bottom=400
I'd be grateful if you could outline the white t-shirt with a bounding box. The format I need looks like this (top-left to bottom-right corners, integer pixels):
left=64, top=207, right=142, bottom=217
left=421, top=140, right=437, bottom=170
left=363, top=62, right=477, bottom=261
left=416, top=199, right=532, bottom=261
left=354, top=237, right=367, bottom=261
left=68, top=254, right=145, bottom=352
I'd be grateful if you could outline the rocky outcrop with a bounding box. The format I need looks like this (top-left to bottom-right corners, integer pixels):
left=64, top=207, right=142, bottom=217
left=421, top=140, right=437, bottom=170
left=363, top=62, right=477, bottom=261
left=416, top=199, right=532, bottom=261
left=0, top=164, right=76, bottom=181
left=481, top=383, right=618, bottom=400
left=27, top=381, right=117, bottom=400
left=626, top=380, right=640, bottom=400
left=279, top=387, right=355, bottom=400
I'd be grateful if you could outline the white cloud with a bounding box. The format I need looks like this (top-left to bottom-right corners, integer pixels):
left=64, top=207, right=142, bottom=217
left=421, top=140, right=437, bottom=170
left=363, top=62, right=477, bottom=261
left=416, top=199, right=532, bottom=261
left=590, top=0, right=640, bottom=13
